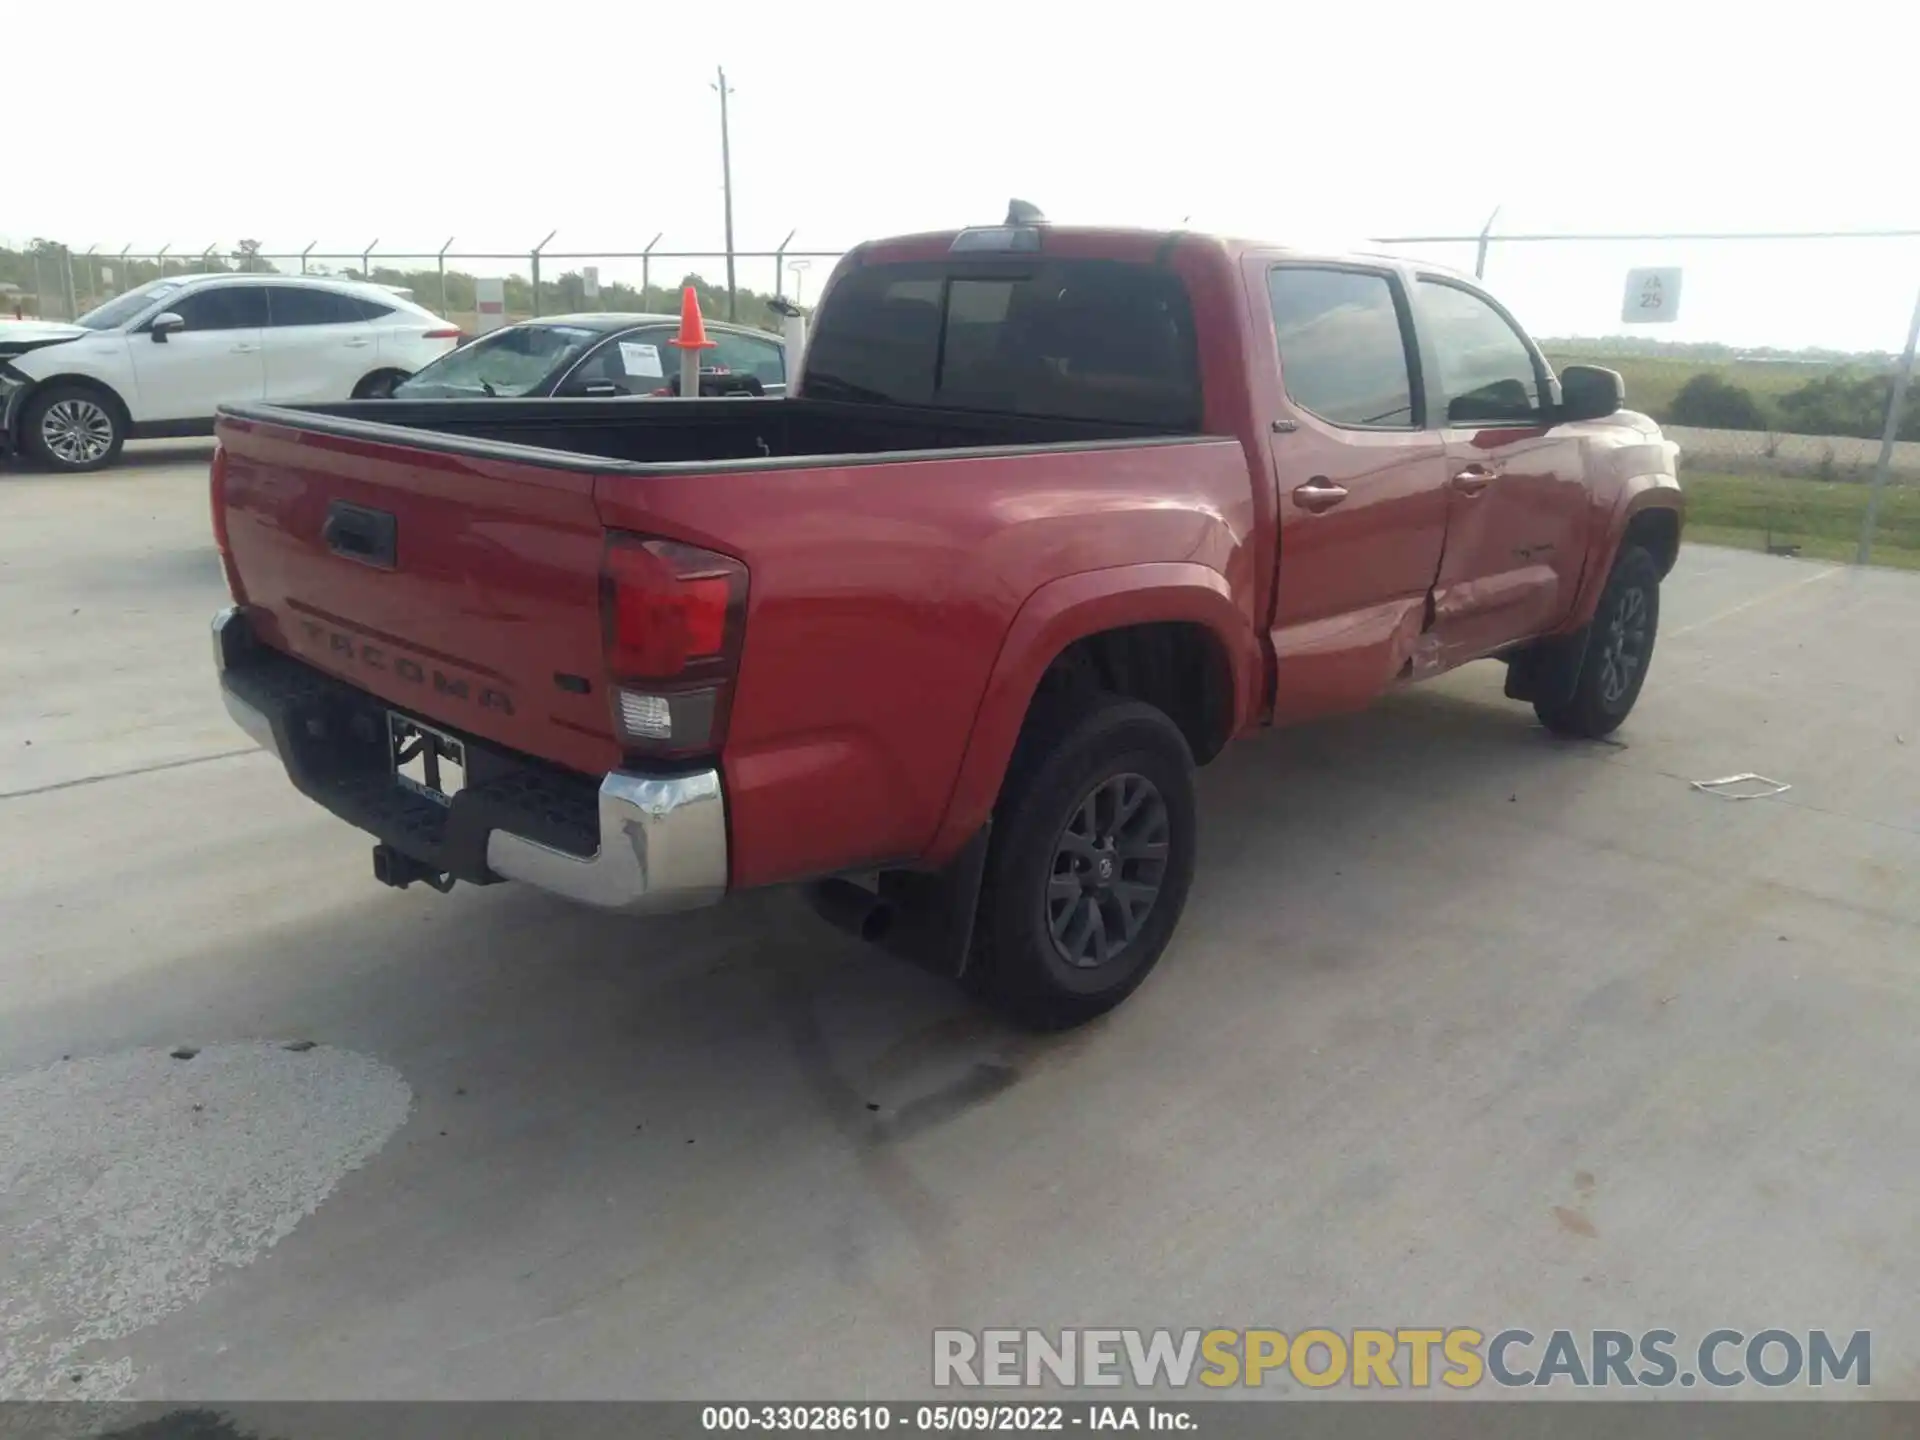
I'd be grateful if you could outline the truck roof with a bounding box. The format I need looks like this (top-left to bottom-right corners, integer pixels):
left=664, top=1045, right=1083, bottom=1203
left=852, top=223, right=1473, bottom=283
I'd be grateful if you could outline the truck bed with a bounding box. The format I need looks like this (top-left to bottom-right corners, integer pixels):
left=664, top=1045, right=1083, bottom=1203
left=232, top=394, right=1193, bottom=470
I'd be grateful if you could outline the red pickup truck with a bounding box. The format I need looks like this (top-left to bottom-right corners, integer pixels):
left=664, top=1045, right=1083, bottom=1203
left=210, top=209, right=1681, bottom=1028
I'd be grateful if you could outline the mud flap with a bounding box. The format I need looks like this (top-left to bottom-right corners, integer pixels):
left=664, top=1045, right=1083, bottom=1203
left=876, top=823, right=994, bottom=979
left=1504, top=623, right=1592, bottom=707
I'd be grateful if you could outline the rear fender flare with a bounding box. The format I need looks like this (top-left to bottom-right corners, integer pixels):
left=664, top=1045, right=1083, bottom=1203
left=922, top=562, right=1262, bottom=866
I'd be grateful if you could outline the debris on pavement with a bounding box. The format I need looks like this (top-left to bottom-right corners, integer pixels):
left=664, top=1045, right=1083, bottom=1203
left=1689, top=773, right=1792, bottom=801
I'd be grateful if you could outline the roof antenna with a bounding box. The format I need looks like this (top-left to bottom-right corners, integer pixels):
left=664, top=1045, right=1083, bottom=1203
left=1005, top=199, right=1047, bottom=226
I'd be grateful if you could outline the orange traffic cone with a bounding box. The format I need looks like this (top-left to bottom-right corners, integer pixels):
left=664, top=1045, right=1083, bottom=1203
left=669, top=286, right=718, bottom=352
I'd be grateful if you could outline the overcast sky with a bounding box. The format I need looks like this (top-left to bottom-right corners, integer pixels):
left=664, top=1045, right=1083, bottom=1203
left=9, top=0, right=1917, bottom=350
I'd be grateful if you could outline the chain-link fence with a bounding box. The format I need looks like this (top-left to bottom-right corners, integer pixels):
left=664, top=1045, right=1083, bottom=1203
left=7, top=225, right=1919, bottom=562
left=0, top=241, right=848, bottom=335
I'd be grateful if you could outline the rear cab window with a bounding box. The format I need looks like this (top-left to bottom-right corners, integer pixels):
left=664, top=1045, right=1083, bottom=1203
left=801, top=258, right=1201, bottom=429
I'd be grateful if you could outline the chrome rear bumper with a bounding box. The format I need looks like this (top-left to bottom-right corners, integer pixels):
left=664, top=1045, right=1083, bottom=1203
left=484, top=770, right=727, bottom=914
left=212, top=604, right=727, bottom=915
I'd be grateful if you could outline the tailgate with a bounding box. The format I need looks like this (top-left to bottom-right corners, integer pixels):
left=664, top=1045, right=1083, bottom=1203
left=215, top=413, right=620, bottom=777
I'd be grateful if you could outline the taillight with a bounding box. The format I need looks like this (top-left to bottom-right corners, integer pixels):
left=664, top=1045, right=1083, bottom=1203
left=422, top=327, right=462, bottom=340
left=600, top=534, right=748, bottom=757
left=209, top=443, right=246, bottom=603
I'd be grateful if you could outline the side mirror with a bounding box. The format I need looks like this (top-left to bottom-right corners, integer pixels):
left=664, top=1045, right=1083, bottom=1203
left=1558, top=364, right=1624, bottom=423
left=149, top=312, right=185, bottom=344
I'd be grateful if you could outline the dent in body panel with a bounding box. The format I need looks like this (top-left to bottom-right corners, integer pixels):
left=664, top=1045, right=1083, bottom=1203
left=1558, top=418, right=1685, bottom=630
left=1272, top=595, right=1432, bottom=720
left=1427, top=428, right=1588, bottom=662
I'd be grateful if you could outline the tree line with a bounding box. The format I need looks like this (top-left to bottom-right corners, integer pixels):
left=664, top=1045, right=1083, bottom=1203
left=1667, top=370, right=1919, bottom=442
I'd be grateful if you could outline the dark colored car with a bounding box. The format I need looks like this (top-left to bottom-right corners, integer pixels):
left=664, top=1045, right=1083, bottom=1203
left=391, top=312, right=788, bottom=400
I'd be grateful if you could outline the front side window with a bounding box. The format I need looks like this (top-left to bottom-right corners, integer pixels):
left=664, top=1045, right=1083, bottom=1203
left=393, top=323, right=600, bottom=398
left=562, top=328, right=674, bottom=392
left=1267, top=267, right=1417, bottom=427
left=169, top=286, right=268, bottom=331
left=1416, top=279, right=1544, bottom=424
left=801, top=259, right=1201, bottom=428
left=76, top=279, right=183, bottom=331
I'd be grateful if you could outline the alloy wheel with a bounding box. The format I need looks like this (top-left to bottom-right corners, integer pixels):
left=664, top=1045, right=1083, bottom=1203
left=1045, top=772, right=1171, bottom=968
left=40, top=399, right=115, bottom=467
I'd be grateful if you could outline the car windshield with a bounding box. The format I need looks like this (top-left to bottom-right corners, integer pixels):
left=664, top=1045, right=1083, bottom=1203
left=74, top=280, right=183, bottom=331
left=392, top=324, right=601, bottom=398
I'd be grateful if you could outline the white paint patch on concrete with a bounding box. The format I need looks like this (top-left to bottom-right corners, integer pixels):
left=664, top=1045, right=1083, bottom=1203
left=0, top=1042, right=412, bottom=1400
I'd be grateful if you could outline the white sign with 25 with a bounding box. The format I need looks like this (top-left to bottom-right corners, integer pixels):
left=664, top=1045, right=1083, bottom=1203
left=1623, top=268, right=1682, bottom=324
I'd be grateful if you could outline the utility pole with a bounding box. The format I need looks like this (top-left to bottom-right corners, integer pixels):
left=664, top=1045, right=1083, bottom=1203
left=714, top=65, right=737, bottom=321
left=1475, top=205, right=1502, bottom=280
left=1857, top=281, right=1920, bottom=566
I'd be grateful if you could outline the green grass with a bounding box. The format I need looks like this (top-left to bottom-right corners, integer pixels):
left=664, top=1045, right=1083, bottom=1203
left=1680, top=471, right=1920, bottom=569
left=1541, top=351, right=1845, bottom=423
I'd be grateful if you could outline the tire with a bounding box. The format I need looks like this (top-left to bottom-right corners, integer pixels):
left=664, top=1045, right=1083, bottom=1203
left=1535, top=544, right=1661, bottom=738
left=352, top=369, right=408, bottom=400
left=966, top=694, right=1198, bottom=1030
left=23, top=384, right=125, bottom=473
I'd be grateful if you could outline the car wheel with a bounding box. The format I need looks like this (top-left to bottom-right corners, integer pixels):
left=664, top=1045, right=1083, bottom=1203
left=24, top=386, right=125, bottom=473
left=1535, top=544, right=1662, bottom=739
left=352, top=370, right=409, bottom=399
left=966, top=694, right=1197, bottom=1030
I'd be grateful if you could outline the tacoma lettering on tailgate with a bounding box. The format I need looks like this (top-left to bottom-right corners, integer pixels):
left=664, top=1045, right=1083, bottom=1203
left=298, top=620, right=515, bottom=716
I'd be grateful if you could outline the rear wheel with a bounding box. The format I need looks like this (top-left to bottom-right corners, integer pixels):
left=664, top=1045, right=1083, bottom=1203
left=1535, top=544, right=1661, bottom=738
left=24, top=385, right=125, bottom=472
left=352, top=369, right=409, bottom=399
left=966, top=694, right=1197, bottom=1030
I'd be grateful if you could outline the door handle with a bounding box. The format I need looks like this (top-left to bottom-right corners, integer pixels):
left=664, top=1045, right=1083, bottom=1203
left=1292, top=477, right=1350, bottom=513
left=231, top=344, right=261, bottom=354
left=344, top=338, right=371, bottom=348
left=1452, top=465, right=1497, bottom=495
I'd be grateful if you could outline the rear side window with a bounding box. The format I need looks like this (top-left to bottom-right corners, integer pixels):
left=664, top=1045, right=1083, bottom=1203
left=802, top=259, right=1201, bottom=428
left=709, top=329, right=786, bottom=386
left=265, top=287, right=369, bottom=327
left=1267, top=267, right=1416, bottom=428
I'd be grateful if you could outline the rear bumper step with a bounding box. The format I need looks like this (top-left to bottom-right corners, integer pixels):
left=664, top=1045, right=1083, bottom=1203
left=212, top=605, right=727, bottom=915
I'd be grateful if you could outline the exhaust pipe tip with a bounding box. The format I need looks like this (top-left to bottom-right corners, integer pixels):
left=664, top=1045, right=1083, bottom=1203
left=805, top=878, right=894, bottom=944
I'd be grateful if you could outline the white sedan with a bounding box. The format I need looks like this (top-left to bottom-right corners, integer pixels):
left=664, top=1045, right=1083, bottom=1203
left=0, top=274, right=461, bottom=472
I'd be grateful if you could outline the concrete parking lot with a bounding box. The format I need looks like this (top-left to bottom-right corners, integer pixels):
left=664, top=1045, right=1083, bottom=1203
left=3, top=442, right=1918, bottom=1402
